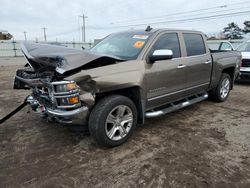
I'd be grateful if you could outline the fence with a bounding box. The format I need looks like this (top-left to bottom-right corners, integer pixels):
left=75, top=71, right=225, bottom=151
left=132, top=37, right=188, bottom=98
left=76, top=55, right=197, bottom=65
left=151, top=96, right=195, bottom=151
left=0, top=40, right=94, bottom=57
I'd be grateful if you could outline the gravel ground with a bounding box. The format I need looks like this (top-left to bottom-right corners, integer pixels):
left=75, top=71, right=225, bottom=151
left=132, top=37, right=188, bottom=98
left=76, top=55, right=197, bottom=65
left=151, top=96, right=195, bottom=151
left=0, top=57, right=250, bottom=188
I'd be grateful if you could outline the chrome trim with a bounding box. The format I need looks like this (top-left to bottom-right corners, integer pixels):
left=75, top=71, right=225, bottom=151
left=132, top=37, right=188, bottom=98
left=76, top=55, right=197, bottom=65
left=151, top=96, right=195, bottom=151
left=148, top=82, right=209, bottom=101
left=51, top=80, right=75, bottom=85
left=57, top=104, right=82, bottom=109
left=146, top=93, right=208, bottom=118
left=49, top=80, right=81, bottom=108
left=53, top=89, right=80, bottom=96
left=53, top=93, right=80, bottom=98
left=153, top=49, right=173, bottom=56
left=205, top=60, right=212, bottom=64
left=177, top=64, right=186, bottom=69
left=46, top=106, right=88, bottom=117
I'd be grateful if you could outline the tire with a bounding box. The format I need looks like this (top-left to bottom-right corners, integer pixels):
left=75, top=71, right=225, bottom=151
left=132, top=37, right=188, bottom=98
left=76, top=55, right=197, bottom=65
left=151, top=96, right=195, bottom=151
left=88, top=95, right=137, bottom=147
left=210, top=73, right=232, bottom=102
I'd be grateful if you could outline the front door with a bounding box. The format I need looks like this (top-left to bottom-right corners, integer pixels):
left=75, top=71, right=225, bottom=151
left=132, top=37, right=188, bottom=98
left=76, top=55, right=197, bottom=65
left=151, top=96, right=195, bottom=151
left=145, top=32, right=187, bottom=110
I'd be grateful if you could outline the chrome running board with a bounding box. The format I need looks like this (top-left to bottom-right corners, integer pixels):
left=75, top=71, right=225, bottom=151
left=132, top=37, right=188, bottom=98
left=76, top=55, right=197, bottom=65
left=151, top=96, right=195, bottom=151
left=145, top=93, right=208, bottom=118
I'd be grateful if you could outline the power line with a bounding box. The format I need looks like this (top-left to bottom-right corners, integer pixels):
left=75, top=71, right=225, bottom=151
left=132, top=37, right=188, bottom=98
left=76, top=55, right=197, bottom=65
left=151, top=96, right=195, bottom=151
left=107, top=10, right=250, bottom=29
left=36, top=6, right=250, bottom=39
left=124, top=6, right=250, bottom=24
left=112, top=0, right=250, bottom=25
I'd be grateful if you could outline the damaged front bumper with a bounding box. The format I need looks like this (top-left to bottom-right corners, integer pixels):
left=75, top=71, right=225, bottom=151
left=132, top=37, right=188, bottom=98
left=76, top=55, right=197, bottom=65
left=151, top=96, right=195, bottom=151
left=15, top=74, right=92, bottom=125
left=27, top=95, right=89, bottom=124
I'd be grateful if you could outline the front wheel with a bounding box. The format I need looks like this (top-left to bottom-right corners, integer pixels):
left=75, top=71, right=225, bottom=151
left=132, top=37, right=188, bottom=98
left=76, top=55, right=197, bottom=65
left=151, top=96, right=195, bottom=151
left=89, top=95, right=137, bottom=147
left=210, top=73, right=232, bottom=102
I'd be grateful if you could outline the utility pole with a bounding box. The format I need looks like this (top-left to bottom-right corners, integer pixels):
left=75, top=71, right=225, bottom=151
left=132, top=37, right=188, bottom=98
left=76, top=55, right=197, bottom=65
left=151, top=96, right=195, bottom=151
left=79, top=14, right=88, bottom=42
left=23, top=31, right=27, bottom=41
left=41, top=27, right=47, bottom=41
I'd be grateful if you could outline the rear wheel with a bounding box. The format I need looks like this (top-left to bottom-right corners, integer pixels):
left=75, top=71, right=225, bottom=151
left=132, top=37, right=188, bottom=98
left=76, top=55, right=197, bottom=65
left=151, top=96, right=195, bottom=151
left=211, top=73, right=232, bottom=102
left=89, top=95, right=137, bottom=147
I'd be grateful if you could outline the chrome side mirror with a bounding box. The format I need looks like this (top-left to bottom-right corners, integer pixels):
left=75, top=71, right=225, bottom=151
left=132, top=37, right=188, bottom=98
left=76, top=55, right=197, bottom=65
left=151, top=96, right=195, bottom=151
left=149, top=49, right=173, bottom=63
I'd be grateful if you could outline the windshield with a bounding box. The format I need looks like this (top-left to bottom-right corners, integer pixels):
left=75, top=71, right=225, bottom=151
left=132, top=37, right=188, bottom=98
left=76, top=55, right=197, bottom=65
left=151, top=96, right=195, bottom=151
left=90, top=32, right=151, bottom=60
left=237, top=42, right=250, bottom=52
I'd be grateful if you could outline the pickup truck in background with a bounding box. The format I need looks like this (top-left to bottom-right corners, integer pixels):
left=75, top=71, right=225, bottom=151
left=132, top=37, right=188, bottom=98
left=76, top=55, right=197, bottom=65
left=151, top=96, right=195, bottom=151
left=236, top=40, right=250, bottom=80
left=207, top=40, right=235, bottom=51
left=13, top=28, right=241, bottom=147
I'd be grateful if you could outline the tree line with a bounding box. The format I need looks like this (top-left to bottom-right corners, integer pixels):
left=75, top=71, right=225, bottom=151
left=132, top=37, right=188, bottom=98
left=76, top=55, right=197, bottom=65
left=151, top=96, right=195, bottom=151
left=208, top=20, right=250, bottom=40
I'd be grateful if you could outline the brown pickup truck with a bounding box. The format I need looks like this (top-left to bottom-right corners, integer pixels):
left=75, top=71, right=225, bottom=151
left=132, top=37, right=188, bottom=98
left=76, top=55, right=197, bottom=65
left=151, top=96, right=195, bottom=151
left=13, top=28, right=241, bottom=147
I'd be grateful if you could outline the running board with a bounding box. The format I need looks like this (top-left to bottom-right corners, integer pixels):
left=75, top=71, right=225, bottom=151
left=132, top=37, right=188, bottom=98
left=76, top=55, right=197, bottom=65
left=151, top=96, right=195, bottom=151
left=145, top=93, right=208, bottom=118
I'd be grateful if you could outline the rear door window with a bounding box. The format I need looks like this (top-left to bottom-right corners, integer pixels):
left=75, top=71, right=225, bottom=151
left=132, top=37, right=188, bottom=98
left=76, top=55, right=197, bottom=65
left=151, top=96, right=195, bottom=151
left=183, top=33, right=206, bottom=56
left=220, top=42, right=232, bottom=50
left=153, top=33, right=181, bottom=58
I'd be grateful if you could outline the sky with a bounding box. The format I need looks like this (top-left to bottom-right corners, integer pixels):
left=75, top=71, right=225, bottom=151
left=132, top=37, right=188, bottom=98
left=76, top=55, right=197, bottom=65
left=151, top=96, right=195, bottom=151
left=0, top=0, right=250, bottom=42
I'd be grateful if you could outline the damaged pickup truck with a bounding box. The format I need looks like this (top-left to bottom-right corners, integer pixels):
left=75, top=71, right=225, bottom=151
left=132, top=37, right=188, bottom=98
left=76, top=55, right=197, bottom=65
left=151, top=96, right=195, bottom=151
left=12, top=28, right=241, bottom=147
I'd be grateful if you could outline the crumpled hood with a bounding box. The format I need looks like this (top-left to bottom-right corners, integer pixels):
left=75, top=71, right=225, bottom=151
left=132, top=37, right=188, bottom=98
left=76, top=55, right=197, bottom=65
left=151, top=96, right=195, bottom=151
left=21, top=42, right=123, bottom=75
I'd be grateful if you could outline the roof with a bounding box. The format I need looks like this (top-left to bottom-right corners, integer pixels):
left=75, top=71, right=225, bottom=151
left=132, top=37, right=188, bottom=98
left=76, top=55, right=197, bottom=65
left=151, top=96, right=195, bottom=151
left=114, top=28, right=203, bottom=35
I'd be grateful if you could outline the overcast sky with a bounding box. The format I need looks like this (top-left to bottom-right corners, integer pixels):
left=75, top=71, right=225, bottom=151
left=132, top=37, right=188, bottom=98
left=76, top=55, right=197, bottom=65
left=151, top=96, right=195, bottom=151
left=1, top=0, right=249, bottom=42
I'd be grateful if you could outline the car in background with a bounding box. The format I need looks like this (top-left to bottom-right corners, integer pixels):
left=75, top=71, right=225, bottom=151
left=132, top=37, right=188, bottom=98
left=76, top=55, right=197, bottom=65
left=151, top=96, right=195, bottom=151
left=236, top=40, right=250, bottom=80
left=207, top=40, right=235, bottom=51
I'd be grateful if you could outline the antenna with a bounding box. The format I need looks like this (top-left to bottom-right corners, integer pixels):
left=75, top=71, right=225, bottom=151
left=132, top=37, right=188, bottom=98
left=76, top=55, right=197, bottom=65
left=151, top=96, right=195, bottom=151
left=145, top=26, right=153, bottom=32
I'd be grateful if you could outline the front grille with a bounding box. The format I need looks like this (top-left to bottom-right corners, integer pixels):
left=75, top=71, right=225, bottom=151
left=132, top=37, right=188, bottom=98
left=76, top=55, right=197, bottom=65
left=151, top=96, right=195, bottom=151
left=242, top=59, right=250, bottom=67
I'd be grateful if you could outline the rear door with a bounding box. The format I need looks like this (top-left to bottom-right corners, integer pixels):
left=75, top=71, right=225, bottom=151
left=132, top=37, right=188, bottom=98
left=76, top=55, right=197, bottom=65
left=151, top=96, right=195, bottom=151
left=182, top=33, right=212, bottom=95
left=145, top=32, right=187, bottom=109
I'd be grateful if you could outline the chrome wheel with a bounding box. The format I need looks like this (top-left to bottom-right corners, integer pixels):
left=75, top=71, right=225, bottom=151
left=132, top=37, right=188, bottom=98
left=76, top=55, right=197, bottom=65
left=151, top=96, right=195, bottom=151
left=220, top=77, right=230, bottom=99
left=105, top=105, right=133, bottom=141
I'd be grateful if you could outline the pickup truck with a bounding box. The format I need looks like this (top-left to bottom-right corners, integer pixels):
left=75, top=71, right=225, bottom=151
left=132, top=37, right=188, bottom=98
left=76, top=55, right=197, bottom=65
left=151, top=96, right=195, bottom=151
left=13, top=28, right=241, bottom=147
left=236, top=40, right=250, bottom=80
left=207, top=40, right=235, bottom=51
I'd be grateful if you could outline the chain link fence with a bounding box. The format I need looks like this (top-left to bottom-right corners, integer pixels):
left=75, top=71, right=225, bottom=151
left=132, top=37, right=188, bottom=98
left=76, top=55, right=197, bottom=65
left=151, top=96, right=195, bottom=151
left=0, top=40, right=94, bottom=57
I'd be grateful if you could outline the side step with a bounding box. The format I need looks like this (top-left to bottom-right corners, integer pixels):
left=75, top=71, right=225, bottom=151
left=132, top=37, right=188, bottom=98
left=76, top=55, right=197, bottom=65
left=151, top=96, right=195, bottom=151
left=145, top=93, right=208, bottom=118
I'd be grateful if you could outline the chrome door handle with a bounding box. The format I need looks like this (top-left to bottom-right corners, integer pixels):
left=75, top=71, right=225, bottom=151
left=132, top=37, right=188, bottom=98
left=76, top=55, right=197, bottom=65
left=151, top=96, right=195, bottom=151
left=177, top=64, right=186, bottom=69
left=205, top=60, right=212, bottom=64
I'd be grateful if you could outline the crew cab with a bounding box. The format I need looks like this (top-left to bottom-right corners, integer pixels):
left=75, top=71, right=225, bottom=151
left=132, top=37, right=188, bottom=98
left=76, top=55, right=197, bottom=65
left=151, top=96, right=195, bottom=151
left=13, top=28, right=241, bottom=147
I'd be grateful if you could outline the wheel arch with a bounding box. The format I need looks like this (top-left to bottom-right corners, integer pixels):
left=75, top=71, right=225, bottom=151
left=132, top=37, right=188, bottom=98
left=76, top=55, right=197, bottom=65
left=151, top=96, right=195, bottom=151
left=222, top=66, right=235, bottom=89
left=95, top=86, right=146, bottom=124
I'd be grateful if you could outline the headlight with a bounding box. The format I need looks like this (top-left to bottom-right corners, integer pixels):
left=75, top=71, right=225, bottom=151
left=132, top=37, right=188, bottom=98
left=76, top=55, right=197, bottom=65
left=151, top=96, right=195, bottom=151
left=54, top=81, right=78, bottom=93
left=57, top=96, right=80, bottom=106
left=51, top=80, right=81, bottom=108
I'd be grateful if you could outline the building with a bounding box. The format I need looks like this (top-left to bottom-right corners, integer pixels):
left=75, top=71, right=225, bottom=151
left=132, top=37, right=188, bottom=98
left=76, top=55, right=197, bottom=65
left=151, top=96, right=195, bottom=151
left=0, top=30, right=12, bottom=40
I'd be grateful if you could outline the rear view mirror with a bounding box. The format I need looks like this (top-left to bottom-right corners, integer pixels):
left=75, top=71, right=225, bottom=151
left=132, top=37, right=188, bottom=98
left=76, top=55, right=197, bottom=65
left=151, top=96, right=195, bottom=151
left=149, top=49, right=173, bottom=63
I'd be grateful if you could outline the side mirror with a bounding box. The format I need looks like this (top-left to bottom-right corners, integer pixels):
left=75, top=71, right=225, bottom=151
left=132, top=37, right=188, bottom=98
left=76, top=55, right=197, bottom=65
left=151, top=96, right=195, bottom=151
left=149, top=49, right=173, bottom=63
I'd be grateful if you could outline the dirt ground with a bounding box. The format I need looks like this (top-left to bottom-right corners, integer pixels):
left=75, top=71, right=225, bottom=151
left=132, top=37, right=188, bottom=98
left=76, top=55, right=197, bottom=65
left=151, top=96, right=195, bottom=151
left=0, top=57, right=250, bottom=188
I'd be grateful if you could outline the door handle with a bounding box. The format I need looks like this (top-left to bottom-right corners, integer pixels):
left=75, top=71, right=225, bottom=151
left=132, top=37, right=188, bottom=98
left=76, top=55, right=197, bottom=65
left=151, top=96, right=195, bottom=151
left=205, top=60, right=212, bottom=64
left=177, top=64, right=186, bottom=69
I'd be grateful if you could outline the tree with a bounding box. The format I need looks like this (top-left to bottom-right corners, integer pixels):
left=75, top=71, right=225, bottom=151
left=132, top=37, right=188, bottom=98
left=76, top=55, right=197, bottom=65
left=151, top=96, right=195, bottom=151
left=243, top=20, right=250, bottom=33
left=223, top=22, right=243, bottom=39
